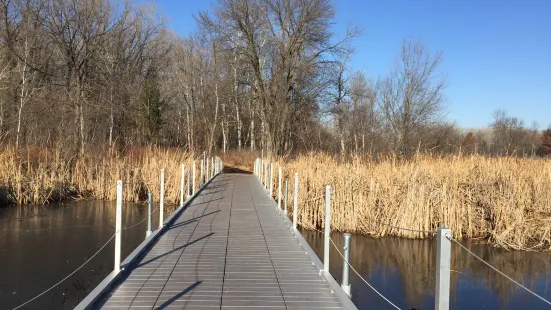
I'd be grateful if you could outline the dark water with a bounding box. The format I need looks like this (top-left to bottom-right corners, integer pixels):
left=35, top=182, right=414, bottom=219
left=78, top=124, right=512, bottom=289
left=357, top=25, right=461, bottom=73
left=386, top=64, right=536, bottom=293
left=1, top=203, right=550, bottom=310
left=301, top=230, right=551, bottom=310
left=0, top=201, right=175, bottom=310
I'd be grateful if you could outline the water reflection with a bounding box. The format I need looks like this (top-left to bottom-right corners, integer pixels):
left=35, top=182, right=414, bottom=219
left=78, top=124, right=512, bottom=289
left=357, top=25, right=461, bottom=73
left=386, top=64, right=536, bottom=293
left=301, top=230, right=551, bottom=310
left=0, top=201, right=176, bottom=309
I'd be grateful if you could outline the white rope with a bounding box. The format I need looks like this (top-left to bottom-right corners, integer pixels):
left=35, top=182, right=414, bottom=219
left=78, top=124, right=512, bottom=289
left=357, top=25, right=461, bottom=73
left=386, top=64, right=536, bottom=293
left=448, top=236, right=551, bottom=306
left=122, top=207, right=159, bottom=231
left=328, top=236, right=402, bottom=310
left=12, top=233, right=117, bottom=310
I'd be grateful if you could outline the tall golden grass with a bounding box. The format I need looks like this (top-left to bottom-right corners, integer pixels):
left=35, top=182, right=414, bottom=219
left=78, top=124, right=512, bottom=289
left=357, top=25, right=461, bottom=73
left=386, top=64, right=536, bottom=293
left=268, top=153, right=551, bottom=250
left=0, top=146, right=203, bottom=205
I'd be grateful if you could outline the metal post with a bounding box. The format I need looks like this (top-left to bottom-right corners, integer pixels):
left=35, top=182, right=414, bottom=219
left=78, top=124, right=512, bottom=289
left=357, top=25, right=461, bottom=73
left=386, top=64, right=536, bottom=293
left=341, top=233, right=352, bottom=297
left=436, top=228, right=451, bottom=310
left=284, top=179, right=288, bottom=214
left=180, top=164, right=185, bottom=207
left=270, top=164, right=274, bottom=198
left=114, top=180, right=122, bottom=273
left=159, top=169, right=165, bottom=228
left=324, top=184, right=331, bottom=274
left=206, top=158, right=210, bottom=181
left=146, top=192, right=152, bottom=238
left=278, top=167, right=282, bottom=211
left=192, top=161, right=196, bottom=195
left=264, top=164, right=268, bottom=190
left=211, top=157, right=214, bottom=178
left=293, top=173, right=298, bottom=230
left=200, top=159, right=204, bottom=186
left=187, top=168, right=191, bottom=198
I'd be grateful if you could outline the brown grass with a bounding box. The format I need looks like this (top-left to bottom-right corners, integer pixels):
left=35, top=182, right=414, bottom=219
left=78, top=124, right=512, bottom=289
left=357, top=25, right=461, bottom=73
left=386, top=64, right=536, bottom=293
left=265, top=153, right=551, bottom=250
left=0, top=146, right=202, bottom=205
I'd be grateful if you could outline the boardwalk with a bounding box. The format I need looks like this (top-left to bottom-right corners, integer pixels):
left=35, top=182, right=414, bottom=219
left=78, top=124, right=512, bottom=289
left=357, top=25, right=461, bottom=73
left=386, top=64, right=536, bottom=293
left=95, top=173, right=353, bottom=309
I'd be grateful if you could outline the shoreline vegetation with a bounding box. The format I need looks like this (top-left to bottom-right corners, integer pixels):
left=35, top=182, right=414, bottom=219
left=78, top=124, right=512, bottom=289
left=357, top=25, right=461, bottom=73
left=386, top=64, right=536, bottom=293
left=226, top=151, right=551, bottom=251
left=0, top=146, right=195, bottom=206
left=3, top=147, right=551, bottom=251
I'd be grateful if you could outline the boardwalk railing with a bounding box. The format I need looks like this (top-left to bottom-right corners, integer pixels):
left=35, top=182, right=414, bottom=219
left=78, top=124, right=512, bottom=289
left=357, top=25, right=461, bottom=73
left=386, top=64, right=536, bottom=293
left=256, top=154, right=551, bottom=310
left=11, top=154, right=222, bottom=310
left=74, top=156, right=223, bottom=310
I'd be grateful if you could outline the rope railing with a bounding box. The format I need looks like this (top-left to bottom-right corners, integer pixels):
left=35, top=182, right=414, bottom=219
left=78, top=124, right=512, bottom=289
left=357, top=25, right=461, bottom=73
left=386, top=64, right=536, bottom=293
left=121, top=206, right=159, bottom=231
left=10, top=153, right=223, bottom=309
left=254, top=156, right=551, bottom=310
left=328, top=235, right=402, bottom=310
left=448, top=235, right=551, bottom=306
left=309, top=226, right=402, bottom=310
left=12, top=233, right=116, bottom=310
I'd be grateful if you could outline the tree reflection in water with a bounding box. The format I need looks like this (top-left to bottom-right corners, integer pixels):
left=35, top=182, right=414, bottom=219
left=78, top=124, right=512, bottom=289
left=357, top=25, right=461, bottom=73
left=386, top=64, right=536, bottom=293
left=301, top=230, right=551, bottom=310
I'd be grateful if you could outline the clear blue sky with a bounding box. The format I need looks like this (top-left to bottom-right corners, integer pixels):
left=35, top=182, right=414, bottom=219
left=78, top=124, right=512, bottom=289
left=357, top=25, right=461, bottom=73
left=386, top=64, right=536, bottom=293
left=152, top=0, right=551, bottom=129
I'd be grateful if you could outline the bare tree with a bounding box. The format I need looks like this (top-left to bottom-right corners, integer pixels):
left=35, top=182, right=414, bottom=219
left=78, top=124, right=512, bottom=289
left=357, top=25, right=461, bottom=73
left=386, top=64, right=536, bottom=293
left=378, top=39, right=446, bottom=155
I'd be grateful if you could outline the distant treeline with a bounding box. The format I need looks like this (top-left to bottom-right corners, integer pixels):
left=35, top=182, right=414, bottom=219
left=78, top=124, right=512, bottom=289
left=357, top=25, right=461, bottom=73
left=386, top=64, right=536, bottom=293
left=0, top=0, right=548, bottom=157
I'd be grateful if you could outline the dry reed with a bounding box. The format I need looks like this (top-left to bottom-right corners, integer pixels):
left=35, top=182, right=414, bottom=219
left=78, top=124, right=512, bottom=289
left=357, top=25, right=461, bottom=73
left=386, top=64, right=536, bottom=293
left=0, top=146, right=205, bottom=205
left=270, top=153, right=551, bottom=250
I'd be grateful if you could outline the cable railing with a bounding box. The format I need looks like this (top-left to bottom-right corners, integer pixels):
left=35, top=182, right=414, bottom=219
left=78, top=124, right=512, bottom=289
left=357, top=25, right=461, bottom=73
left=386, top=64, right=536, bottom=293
left=254, top=156, right=551, bottom=310
left=448, top=235, right=551, bottom=307
left=12, top=233, right=116, bottom=310
left=10, top=154, right=224, bottom=310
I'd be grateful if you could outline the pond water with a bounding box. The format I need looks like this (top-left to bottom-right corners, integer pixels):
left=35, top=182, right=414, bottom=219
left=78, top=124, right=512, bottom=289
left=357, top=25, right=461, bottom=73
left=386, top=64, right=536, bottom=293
left=1, top=202, right=550, bottom=310
left=0, top=201, right=174, bottom=310
left=301, top=230, right=551, bottom=310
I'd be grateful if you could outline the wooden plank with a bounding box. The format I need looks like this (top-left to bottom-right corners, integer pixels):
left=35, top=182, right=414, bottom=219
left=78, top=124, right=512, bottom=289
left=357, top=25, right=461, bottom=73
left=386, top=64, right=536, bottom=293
left=94, top=173, right=353, bottom=310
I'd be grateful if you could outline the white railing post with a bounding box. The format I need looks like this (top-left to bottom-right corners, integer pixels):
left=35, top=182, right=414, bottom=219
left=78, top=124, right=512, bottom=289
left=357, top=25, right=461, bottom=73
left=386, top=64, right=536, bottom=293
left=278, top=166, right=282, bottom=212
left=323, top=184, right=331, bottom=274
left=269, top=163, right=274, bottom=198
left=284, top=179, right=289, bottom=214
left=187, top=168, right=191, bottom=199
left=436, top=227, right=451, bottom=310
left=159, top=168, right=165, bottom=228
left=114, top=180, right=123, bottom=273
left=262, top=163, right=268, bottom=190
left=341, top=233, right=352, bottom=297
left=206, top=158, right=210, bottom=181
left=146, top=191, right=152, bottom=238
left=200, top=159, right=204, bottom=186
left=293, top=173, right=298, bottom=230
left=192, top=160, right=196, bottom=195
left=180, top=164, right=185, bottom=207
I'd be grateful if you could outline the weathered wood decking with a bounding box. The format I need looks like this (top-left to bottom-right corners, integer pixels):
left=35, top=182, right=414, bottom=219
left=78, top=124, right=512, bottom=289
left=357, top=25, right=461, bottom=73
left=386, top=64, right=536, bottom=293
left=94, top=173, right=355, bottom=309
